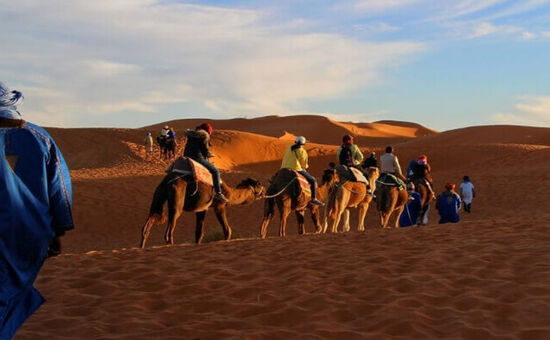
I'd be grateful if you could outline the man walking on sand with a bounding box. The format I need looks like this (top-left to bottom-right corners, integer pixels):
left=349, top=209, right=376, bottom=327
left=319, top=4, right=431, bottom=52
left=0, top=82, right=74, bottom=339
left=460, top=176, right=475, bottom=213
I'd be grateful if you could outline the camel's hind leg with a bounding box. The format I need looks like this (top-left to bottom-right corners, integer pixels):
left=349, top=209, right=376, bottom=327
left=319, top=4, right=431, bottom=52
left=140, top=216, right=157, bottom=248
left=260, top=198, right=275, bottom=239
left=295, top=210, right=306, bottom=235
left=393, top=206, right=405, bottom=229
left=164, top=184, right=185, bottom=245
left=342, top=209, right=351, bottom=232
left=278, top=200, right=292, bottom=237
left=195, top=210, right=207, bottom=244
left=357, top=202, right=369, bottom=231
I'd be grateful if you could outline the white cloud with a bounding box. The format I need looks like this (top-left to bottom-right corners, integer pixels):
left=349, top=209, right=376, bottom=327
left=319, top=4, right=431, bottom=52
left=353, top=0, right=425, bottom=12
left=542, top=31, right=550, bottom=38
left=521, top=31, right=537, bottom=40
left=487, top=0, right=550, bottom=19
left=0, top=0, right=423, bottom=127
left=493, top=96, right=550, bottom=126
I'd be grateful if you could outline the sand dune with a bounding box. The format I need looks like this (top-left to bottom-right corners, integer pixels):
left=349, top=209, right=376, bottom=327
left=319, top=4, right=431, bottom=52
left=14, top=116, right=550, bottom=339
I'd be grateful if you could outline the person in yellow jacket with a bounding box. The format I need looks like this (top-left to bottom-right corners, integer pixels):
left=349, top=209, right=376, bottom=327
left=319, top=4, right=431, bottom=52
left=281, top=136, right=324, bottom=206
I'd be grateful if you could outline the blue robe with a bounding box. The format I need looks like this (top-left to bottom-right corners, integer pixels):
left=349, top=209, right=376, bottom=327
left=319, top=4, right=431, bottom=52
left=436, top=191, right=461, bottom=224
left=0, top=122, right=73, bottom=339
left=399, top=191, right=421, bottom=227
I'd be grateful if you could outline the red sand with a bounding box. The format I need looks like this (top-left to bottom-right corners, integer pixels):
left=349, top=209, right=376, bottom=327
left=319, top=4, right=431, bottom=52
left=15, top=116, right=550, bottom=339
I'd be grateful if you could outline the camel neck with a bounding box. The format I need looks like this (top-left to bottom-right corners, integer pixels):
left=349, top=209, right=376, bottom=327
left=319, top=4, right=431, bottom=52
left=228, top=186, right=256, bottom=205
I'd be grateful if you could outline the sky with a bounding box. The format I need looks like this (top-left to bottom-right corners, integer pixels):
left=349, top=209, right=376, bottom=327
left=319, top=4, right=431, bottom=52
left=0, top=0, right=549, bottom=131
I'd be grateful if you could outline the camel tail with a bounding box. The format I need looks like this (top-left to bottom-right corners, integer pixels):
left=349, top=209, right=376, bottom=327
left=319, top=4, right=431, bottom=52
left=148, top=177, right=170, bottom=224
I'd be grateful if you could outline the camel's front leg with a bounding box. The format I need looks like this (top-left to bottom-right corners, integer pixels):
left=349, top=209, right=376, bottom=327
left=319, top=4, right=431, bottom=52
left=215, top=205, right=232, bottom=240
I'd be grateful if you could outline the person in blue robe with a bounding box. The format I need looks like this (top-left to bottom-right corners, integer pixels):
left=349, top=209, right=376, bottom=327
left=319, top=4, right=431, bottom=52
left=399, top=182, right=422, bottom=227
left=0, top=82, right=73, bottom=339
left=436, top=183, right=461, bottom=224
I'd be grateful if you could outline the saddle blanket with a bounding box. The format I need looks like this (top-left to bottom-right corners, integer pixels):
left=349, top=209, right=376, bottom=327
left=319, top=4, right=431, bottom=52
left=168, top=157, right=214, bottom=187
left=296, top=173, right=311, bottom=195
left=336, top=165, right=368, bottom=184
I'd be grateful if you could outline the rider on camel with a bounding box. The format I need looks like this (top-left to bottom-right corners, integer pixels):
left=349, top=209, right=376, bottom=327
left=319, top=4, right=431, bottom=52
left=411, top=155, right=435, bottom=199
left=281, top=136, right=324, bottom=206
left=362, top=151, right=377, bottom=169
left=337, top=134, right=363, bottom=168
left=380, top=146, right=406, bottom=190
left=183, top=123, right=228, bottom=202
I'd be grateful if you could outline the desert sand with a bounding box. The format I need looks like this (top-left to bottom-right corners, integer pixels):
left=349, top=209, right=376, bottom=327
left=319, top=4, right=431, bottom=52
left=15, top=116, right=550, bottom=339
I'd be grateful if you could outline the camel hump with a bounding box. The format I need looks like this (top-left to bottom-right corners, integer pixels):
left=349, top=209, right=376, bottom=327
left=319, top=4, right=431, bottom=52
left=335, top=165, right=368, bottom=184
left=273, top=168, right=311, bottom=197
left=169, top=156, right=214, bottom=187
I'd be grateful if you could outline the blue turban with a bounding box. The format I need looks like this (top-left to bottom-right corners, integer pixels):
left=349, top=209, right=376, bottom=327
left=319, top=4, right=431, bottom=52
left=0, top=82, right=24, bottom=120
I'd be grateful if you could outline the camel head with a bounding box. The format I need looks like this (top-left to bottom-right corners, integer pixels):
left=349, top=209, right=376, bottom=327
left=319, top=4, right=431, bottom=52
left=237, top=178, right=266, bottom=200
left=321, top=166, right=338, bottom=186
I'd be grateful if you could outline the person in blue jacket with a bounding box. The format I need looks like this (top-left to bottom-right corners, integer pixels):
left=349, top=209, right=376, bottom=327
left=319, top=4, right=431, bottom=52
left=399, top=182, right=422, bottom=227
left=436, top=183, right=462, bottom=224
left=0, top=81, right=74, bottom=339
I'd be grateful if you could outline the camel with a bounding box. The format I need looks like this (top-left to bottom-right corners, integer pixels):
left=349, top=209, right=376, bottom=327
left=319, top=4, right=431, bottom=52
left=140, top=172, right=265, bottom=248
left=326, top=166, right=380, bottom=233
left=260, top=168, right=322, bottom=238
left=376, top=174, right=409, bottom=228
left=412, top=178, right=433, bottom=226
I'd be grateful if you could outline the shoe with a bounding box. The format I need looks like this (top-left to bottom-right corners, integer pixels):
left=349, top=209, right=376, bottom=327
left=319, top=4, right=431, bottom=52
left=215, top=192, right=229, bottom=202
left=367, top=189, right=373, bottom=195
left=310, top=198, right=325, bottom=206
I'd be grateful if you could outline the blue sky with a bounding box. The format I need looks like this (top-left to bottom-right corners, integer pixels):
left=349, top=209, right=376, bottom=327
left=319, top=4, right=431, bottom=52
left=0, top=0, right=549, bottom=130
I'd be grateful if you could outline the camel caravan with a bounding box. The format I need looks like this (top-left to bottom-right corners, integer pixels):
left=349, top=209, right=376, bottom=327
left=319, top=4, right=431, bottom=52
left=140, top=124, right=437, bottom=248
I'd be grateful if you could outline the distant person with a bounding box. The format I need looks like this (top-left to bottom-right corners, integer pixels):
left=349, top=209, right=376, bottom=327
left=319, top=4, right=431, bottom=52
left=362, top=151, right=377, bottom=168
left=167, top=127, right=176, bottom=141
left=281, top=136, right=324, bottom=206
left=436, top=183, right=462, bottom=224
left=160, top=125, right=170, bottom=137
left=0, top=82, right=74, bottom=339
left=380, top=146, right=406, bottom=189
left=460, top=176, right=475, bottom=213
left=183, top=123, right=228, bottom=202
left=144, top=132, right=154, bottom=156
left=399, top=182, right=422, bottom=227
left=406, top=158, right=417, bottom=178
left=411, top=155, right=435, bottom=199
left=337, top=134, right=363, bottom=168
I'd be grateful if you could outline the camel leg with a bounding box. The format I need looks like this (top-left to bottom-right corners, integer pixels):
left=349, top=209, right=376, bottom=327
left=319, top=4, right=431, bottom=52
left=295, top=210, right=306, bottom=235
left=343, top=209, right=351, bottom=232
left=278, top=201, right=291, bottom=237
left=164, top=184, right=185, bottom=245
left=195, top=210, right=207, bottom=243
left=393, top=206, right=405, bottom=229
left=215, top=206, right=232, bottom=240
left=357, top=203, right=369, bottom=231
left=330, top=209, right=343, bottom=233
left=322, top=204, right=329, bottom=233
left=310, top=206, right=322, bottom=233
left=260, top=198, right=275, bottom=239
left=140, top=217, right=156, bottom=248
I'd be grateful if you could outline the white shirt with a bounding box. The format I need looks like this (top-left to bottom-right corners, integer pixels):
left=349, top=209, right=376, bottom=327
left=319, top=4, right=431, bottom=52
left=460, top=181, right=475, bottom=204
left=380, top=153, right=403, bottom=176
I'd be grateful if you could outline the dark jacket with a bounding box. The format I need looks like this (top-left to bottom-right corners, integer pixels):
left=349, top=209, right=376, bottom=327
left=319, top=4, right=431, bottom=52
left=183, top=129, right=211, bottom=161
left=412, top=162, right=431, bottom=180
left=362, top=155, right=377, bottom=168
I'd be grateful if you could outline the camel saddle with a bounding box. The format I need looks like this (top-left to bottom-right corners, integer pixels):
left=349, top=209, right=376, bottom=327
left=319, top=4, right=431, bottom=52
left=377, top=173, right=405, bottom=190
left=167, top=157, right=214, bottom=187
left=335, top=165, right=368, bottom=184
left=294, top=172, right=311, bottom=197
